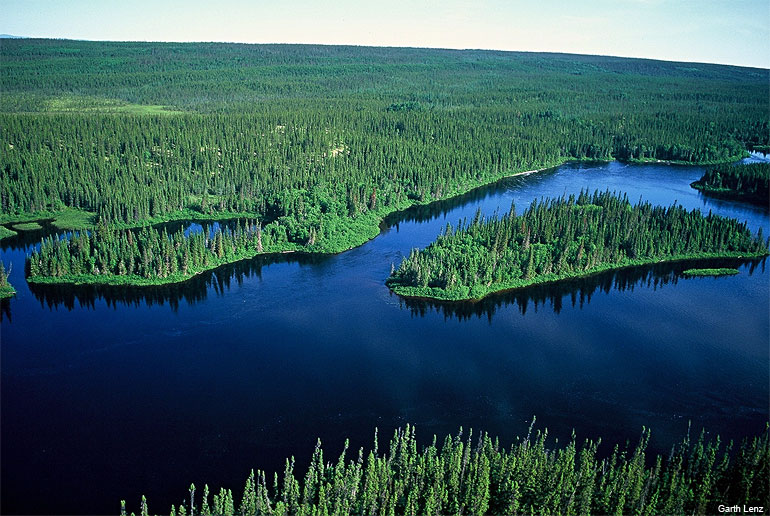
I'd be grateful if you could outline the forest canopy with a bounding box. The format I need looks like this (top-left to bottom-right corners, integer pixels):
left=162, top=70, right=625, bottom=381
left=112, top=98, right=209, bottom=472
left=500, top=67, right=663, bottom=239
left=2, top=40, right=768, bottom=230
left=2, top=40, right=768, bottom=286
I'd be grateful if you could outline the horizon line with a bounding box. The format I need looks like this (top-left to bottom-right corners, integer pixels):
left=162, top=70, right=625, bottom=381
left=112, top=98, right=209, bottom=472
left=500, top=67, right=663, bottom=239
left=3, top=34, right=768, bottom=71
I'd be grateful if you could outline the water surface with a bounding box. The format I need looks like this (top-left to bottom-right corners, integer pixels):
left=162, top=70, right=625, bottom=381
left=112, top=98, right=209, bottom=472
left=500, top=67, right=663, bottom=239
left=2, top=158, right=768, bottom=514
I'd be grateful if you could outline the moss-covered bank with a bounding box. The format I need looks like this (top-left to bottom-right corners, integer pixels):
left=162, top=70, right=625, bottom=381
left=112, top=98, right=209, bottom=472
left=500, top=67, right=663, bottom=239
left=683, top=267, right=740, bottom=276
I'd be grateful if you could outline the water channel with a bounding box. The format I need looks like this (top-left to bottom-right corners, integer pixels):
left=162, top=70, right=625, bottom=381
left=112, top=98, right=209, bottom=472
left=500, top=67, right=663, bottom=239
left=2, top=157, right=768, bottom=514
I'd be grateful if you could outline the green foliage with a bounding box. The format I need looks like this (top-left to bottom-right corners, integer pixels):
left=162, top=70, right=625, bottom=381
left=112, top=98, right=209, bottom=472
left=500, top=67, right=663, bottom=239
left=123, top=422, right=770, bottom=516
left=682, top=268, right=740, bottom=276
left=0, top=225, right=17, bottom=240
left=28, top=220, right=265, bottom=285
left=691, top=163, right=770, bottom=205
left=0, top=207, right=95, bottom=231
left=387, top=192, right=769, bottom=300
left=11, top=221, right=42, bottom=231
left=1, top=39, right=767, bottom=233
left=0, top=260, right=15, bottom=298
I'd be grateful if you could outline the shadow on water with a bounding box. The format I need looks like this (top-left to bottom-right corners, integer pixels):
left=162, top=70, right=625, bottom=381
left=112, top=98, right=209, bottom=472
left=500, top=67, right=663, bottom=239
left=27, top=252, right=332, bottom=312
left=383, top=168, right=561, bottom=227
left=0, top=297, right=11, bottom=322
left=397, top=257, right=767, bottom=322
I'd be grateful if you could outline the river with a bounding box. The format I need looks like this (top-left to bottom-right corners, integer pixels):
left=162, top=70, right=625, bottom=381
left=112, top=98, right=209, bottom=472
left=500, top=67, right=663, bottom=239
left=1, top=156, right=768, bottom=514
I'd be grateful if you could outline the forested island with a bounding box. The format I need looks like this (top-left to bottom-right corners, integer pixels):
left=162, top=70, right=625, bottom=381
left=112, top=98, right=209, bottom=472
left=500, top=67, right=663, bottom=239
left=0, top=261, right=15, bottom=298
left=1, top=40, right=769, bottom=287
left=121, top=422, right=769, bottom=516
left=387, top=191, right=768, bottom=301
left=691, top=162, right=770, bottom=205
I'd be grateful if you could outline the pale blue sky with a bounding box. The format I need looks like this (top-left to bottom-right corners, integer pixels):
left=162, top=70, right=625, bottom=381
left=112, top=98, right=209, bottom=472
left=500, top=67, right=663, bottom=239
left=4, top=0, right=769, bottom=68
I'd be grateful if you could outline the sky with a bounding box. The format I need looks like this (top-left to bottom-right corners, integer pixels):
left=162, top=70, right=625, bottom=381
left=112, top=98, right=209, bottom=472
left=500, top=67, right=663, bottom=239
left=3, top=0, right=769, bottom=68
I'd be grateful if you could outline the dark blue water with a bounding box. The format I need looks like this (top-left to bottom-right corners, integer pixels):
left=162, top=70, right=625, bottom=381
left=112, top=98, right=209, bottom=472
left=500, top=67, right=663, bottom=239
left=2, top=158, right=768, bottom=515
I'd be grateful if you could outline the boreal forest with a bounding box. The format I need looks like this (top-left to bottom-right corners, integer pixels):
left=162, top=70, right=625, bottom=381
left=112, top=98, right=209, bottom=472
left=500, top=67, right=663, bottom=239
left=1, top=40, right=769, bottom=516
left=1, top=40, right=768, bottom=286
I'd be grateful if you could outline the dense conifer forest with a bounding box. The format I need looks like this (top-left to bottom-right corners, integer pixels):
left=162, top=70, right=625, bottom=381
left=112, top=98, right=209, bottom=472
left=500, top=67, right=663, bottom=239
left=2, top=39, right=769, bottom=515
left=691, top=162, right=770, bottom=205
left=1, top=40, right=768, bottom=285
left=387, top=191, right=769, bottom=300
left=122, top=422, right=769, bottom=516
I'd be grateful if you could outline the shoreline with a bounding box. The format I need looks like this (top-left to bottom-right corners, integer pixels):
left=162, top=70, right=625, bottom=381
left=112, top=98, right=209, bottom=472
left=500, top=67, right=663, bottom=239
left=690, top=181, right=769, bottom=207
left=387, top=252, right=768, bottom=303
left=15, top=153, right=753, bottom=288
left=26, top=248, right=310, bottom=288
left=0, top=151, right=750, bottom=240
left=21, top=162, right=570, bottom=288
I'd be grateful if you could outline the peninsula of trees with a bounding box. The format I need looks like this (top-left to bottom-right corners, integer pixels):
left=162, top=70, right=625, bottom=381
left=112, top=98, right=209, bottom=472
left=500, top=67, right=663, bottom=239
left=26, top=220, right=300, bottom=286
left=691, top=163, right=770, bottom=205
left=121, top=422, right=769, bottom=516
left=387, top=191, right=768, bottom=301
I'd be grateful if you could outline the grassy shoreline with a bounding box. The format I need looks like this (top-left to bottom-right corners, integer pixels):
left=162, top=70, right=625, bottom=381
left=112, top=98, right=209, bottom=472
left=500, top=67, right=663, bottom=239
left=4, top=161, right=569, bottom=235
left=387, top=252, right=767, bottom=302
left=683, top=267, right=740, bottom=276
left=26, top=249, right=301, bottom=288
left=0, top=206, right=95, bottom=232
left=11, top=221, right=43, bottom=231
left=0, top=226, right=17, bottom=240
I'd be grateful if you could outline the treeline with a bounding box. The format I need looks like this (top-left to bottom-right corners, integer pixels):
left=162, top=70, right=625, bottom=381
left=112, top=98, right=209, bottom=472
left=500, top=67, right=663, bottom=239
left=121, top=422, right=770, bottom=516
left=387, top=191, right=769, bottom=300
left=691, top=163, right=769, bottom=204
left=1, top=40, right=768, bottom=232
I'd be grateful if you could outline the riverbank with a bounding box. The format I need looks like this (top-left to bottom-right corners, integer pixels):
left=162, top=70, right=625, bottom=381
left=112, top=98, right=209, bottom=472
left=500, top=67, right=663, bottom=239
left=22, top=161, right=574, bottom=287
left=387, top=252, right=768, bottom=302
left=26, top=247, right=304, bottom=288
left=14, top=153, right=757, bottom=288
left=689, top=162, right=769, bottom=206
left=0, top=226, right=17, bottom=240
